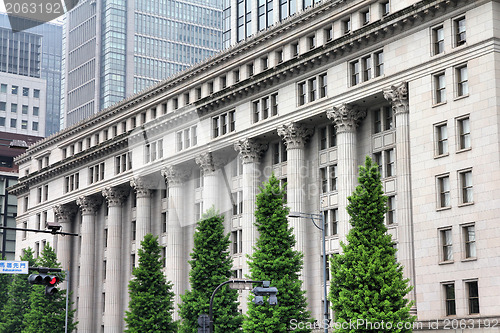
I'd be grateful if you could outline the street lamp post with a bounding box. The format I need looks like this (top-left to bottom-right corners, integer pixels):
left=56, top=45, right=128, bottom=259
left=289, top=211, right=328, bottom=333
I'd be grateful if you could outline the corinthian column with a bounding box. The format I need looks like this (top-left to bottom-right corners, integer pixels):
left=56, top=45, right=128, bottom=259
left=384, top=81, right=416, bottom=313
left=76, top=195, right=101, bottom=333
left=234, top=138, right=267, bottom=312
left=161, top=166, right=189, bottom=320
left=101, top=186, right=128, bottom=333
left=53, top=204, right=77, bottom=273
left=277, top=123, right=313, bottom=254
left=327, top=104, right=366, bottom=240
left=195, top=152, right=218, bottom=211
left=130, top=176, right=153, bottom=259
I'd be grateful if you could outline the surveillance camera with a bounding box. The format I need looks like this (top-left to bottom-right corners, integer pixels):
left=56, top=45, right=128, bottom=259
left=46, top=222, right=62, bottom=234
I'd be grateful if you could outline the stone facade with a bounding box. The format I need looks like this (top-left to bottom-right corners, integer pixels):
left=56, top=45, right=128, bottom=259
left=11, top=0, right=500, bottom=332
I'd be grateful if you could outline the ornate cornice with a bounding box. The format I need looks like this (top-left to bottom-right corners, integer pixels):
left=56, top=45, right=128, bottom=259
left=234, top=138, right=268, bottom=164
left=76, top=196, right=102, bottom=215
left=53, top=204, right=77, bottom=224
left=102, top=187, right=129, bottom=207
left=161, top=166, right=190, bottom=187
left=383, top=81, right=409, bottom=115
left=130, top=177, right=154, bottom=198
left=277, top=123, right=314, bottom=149
left=327, top=103, right=367, bottom=133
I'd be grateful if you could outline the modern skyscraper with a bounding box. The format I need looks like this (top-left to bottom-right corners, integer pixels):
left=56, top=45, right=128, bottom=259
left=223, top=0, right=325, bottom=48
left=0, top=14, right=63, bottom=137
left=61, top=0, right=223, bottom=128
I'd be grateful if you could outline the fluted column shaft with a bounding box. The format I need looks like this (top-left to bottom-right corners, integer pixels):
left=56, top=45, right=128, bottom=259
left=327, top=104, right=366, bottom=241
left=131, top=177, right=152, bottom=258
left=162, top=166, right=189, bottom=321
left=76, top=196, right=101, bottom=333
left=196, top=152, right=218, bottom=210
left=53, top=204, right=77, bottom=286
left=235, top=139, right=267, bottom=313
left=384, top=82, right=417, bottom=312
left=102, top=187, right=127, bottom=333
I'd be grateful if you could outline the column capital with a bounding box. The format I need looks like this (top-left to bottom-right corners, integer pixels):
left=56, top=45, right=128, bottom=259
left=76, top=196, right=102, bottom=215
left=195, top=152, right=225, bottom=175
left=53, top=204, right=77, bottom=223
left=327, top=103, right=366, bottom=133
left=234, top=138, right=268, bottom=164
left=102, top=186, right=128, bottom=207
left=383, top=81, right=409, bottom=115
left=161, top=166, right=190, bottom=187
left=277, top=122, right=313, bottom=149
left=130, top=177, right=154, bottom=198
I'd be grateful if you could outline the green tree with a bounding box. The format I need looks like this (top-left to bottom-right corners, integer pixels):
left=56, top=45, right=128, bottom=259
left=329, top=157, right=414, bottom=332
left=243, top=175, right=312, bottom=333
left=0, top=255, right=13, bottom=320
left=125, top=233, right=176, bottom=333
left=179, top=207, right=242, bottom=333
left=22, top=244, right=76, bottom=333
left=0, top=248, right=36, bottom=333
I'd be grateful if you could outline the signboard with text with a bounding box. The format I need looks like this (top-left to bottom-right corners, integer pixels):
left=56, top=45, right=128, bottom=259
left=0, top=260, right=29, bottom=274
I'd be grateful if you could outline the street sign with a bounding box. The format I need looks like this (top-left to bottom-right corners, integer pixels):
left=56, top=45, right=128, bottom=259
left=0, top=260, right=29, bottom=274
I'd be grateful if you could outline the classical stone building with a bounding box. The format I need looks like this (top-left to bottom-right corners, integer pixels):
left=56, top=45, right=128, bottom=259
left=11, top=0, right=500, bottom=332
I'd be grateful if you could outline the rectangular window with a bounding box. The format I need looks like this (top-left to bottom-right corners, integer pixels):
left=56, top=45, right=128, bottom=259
left=435, top=123, right=448, bottom=156
left=434, top=73, right=446, bottom=104
left=385, top=149, right=395, bottom=177
left=454, top=16, right=466, bottom=46
left=456, top=65, right=468, bottom=97
left=0, top=102, right=5, bottom=111
left=115, top=153, right=132, bottom=174
left=444, top=283, right=456, bottom=315
left=387, top=195, right=396, bottom=225
left=463, top=224, right=476, bottom=259
left=253, top=93, right=278, bottom=122
left=362, top=56, right=372, bottom=81
left=213, top=111, right=236, bottom=138
left=10, top=119, right=16, bottom=128
left=33, top=106, right=39, bottom=116
left=298, top=82, right=306, bottom=105
left=433, top=25, right=444, bottom=55
left=231, top=229, right=243, bottom=254
left=232, top=191, right=243, bottom=216
left=0, top=117, right=4, bottom=126
left=131, top=221, right=136, bottom=240
left=384, top=106, right=393, bottom=130
left=438, top=175, right=451, bottom=208
left=0, top=84, right=6, bottom=93
left=11, top=85, right=18, bottom=95
left=308, top=77, right=317, bottom=102
left=32, top=121, right=39, bottom=131
left=381, top=1, right=390, bottom=16
left=234, top=69, right=240, bottom=83
left=272, top=142, right=287, bottom=164
left=441, top=228, right=453, bottom=262
left=89, top=162, right=105, bottom=184
left=319, top=74, right=327, bottom=98
left=33, top=89, right=40, bottom=98
left=350, top=60, right=360, bottom=86
left=22, top=87, right=29, bottom=96
left=324, top=26, right=333, bottom=42
left=308, top=34, right=315, bottom=50
left=374, top=109, right=382, bottom=133
left=362, top=9, right=370, bottom=25
left=375, top=51, right=384, bottom=77
left=457, top=116, right=471, bottom=150
left=292, top=42, right=299, bottom=57
left=261, top=57, right=268, bottom=70
left=459, top=169, right=473, bottom=204
left=320, top=124, right=337, bottom=150
left=22, top=105, right=28, bottom=114
left=11, top=103, right=17, bottom=113
left=324, top=209, right=338, bottom=236
left=466, top=281, right=479, bottom=314
left=21, top=120, right=28, bottom=129
left=64, top=173, right=80, bottom=193
left=144, top=139, right=163, bottom=163
left=298, top=73, right=327, bottom=105
left=343, top=18, right=351, bottom=34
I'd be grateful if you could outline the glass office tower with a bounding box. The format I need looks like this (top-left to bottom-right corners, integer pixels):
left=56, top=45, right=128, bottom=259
left=62, top=0, right=223, bottom=128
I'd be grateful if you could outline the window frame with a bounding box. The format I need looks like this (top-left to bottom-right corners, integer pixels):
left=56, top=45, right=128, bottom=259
left=465, top=280, right=480, bottom=314
left=434, top=121, right=449, bottom=157
left=436, top=173, right=451, bottom=209
left=458, top=168, right=473, bottom=206
left=212, top=110, right=236, bottom=138
left=440, top=227, right=453, bottom=263
left=456, top=115, right=471, bottom=151
left=461, top=223, right=476, bottom=260
left=432, top=24, right=445, bottom=55
left=455, top=64, right=468, bottom=98
left=433, top=72, right=447, bottom=105
left=453, top=15, right=466, bottom=47
left=443, top=282, right=457, bottom=316
left=297, top=73, right=327, bottom=106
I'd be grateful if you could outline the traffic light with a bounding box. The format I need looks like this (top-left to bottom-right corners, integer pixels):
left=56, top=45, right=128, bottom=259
left=252, top=281, right=278, bottom=306
left=28, top=270, right=61, bottom=296
left=198, top=314, right=210, bottom=333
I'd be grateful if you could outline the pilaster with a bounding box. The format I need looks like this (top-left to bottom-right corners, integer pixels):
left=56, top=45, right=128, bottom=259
left=53, top=204, right=77, bottom=273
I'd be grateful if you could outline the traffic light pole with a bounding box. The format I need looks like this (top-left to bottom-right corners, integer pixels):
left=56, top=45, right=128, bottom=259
left=206, top=279, right=273, bottom=333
